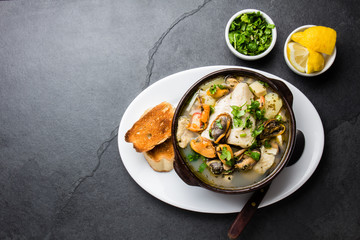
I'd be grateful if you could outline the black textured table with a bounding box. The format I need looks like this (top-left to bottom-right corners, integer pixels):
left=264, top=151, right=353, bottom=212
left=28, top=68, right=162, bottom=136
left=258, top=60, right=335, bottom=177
left=1, top=1, right=359, bottom=239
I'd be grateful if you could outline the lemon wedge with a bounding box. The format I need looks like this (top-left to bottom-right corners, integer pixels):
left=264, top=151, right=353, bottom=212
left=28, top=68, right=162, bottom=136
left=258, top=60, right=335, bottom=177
left=287, top=42, right=309, bottom=73
left=306, top=50, right=325, bottom=74
left=291, top=26, right=336, bottom=55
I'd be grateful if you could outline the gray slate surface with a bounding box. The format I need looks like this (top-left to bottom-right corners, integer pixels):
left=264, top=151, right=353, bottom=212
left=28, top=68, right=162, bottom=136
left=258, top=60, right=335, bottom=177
left=1, top=0, right=359, bottom=239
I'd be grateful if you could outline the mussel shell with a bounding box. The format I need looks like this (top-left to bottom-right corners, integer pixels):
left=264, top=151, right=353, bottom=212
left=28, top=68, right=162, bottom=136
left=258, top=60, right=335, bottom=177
left=206, top=160, right=224, bottom=175
left=234, top=149, right=261, bottom=171
left=210, top=113, right=232, bottom=143
left=260, top=119, right=286, bottom=139
left=190, top=136, right=216, bottom=158
left=224, top=75, right=239, bottom=88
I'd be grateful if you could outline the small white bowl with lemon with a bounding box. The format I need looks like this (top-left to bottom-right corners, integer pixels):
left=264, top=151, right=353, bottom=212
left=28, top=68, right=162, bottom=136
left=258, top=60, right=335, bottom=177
left=284, top=25, right=337, bottom=77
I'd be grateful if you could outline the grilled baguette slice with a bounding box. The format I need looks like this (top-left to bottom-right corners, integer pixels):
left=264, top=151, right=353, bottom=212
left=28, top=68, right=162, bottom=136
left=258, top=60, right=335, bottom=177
left=143, top=138, right=174, bottom=172
left=125, top=102, right=174, bottom=152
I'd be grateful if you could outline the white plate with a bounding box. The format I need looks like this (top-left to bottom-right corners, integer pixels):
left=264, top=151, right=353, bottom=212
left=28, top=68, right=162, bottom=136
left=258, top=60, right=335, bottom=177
left=118, top=66, right=324, bottom=214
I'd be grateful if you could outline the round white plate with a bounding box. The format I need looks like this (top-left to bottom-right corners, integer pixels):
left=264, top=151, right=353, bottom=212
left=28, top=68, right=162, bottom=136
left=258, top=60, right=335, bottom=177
left=118, top=66, right=324, bottom=214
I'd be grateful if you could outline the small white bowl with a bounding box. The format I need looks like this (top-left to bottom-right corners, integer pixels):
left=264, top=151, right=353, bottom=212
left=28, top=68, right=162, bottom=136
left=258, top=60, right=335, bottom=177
left=225, top=9, right=277, bottom=60
left=284, top=25, right=337, bottom=77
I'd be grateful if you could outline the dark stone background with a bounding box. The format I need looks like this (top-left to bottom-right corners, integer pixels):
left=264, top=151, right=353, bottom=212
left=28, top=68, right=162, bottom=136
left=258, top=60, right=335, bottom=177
left=1, top=0, right=359, bottom=239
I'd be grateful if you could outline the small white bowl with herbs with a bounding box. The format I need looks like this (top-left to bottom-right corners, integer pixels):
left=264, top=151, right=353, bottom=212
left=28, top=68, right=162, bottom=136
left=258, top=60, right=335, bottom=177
left=225, top=9, right=277, bottom=60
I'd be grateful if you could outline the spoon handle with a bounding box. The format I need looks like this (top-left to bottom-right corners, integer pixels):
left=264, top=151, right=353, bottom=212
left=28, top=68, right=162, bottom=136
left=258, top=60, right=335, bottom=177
left=227, top=185, right=270, bottom=239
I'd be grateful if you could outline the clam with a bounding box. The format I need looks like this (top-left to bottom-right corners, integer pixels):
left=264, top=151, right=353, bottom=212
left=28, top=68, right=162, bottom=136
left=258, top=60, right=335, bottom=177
left=190, top=136, right=216, bottom=158
left=259, top=119, right=286, bottom=140
left=209, top=113, right=232, bottom=143
left=234, top=149, right=261, bottom=171
left=206, top=160, right=224, bottom=175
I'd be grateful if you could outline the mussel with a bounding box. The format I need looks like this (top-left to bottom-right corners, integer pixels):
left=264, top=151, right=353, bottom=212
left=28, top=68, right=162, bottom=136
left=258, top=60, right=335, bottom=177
left=187, top=97, right=211, bottom=132
left=234, top=149, right=261, bottom=171
left=190, top=136, right=216, bottom=158
left=216, top=144, right=233, bottom=163
left=224, top=75, right=239, bottom=89
left=215, top=144, right=234, bottom=171
left=206, top=85, right=230, bottom=99
left=259, top=119, right=286, bottom=140
left=209, top=113, right=232, bottom=143
left=206, top=160, right=224, bottom=175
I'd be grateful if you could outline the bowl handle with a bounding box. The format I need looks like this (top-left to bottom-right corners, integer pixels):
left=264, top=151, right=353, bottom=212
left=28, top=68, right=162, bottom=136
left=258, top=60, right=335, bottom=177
left=173, top=155, right=200, bottom=187
left=286, top=129, right=305, bottom=167
left=269, top=78, right=294, bottom=106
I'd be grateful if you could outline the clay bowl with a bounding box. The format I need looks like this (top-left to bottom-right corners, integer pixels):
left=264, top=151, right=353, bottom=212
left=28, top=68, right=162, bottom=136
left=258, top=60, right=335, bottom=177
left=171, top=68, right=296, bottom=194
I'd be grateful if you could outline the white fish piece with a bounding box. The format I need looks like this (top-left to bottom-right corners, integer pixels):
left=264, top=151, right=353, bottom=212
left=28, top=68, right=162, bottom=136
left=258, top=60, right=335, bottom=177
left=176, top=116, right=198, bottom=148
left=201, top=83, right=255, bottom=148
left=253, top=146, right=275, bottom=174
left=263, top=141, right=279, bottom=155
left=227, top=113, right=255, bottom=148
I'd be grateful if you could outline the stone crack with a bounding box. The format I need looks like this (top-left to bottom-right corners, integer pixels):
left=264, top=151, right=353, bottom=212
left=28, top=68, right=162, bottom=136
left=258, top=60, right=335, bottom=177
left=326, top=111, right=360, bottom=135
left=45, top=125, right=119, bottom=239
left=143, top=0, right=212, bottom=90
left=47, top=1, right=213, bottom=237
left=57, top=125, right=119, bottom=214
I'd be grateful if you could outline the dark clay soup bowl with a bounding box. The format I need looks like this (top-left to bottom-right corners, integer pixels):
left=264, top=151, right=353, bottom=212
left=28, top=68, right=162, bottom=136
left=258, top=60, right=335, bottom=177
left=171, top=68, right=296, bottom=194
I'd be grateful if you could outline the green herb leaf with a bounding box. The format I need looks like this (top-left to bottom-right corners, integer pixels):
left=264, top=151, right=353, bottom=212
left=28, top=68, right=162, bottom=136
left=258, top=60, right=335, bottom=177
left=264, top=140, right=271, bottom=148
left=250, top=140, right=258, bottom=149
left=231, top=105, right=246, bottom=128
left=198, top=162, right=207, bottom=173
left=226, top=158, right=235, bottom=167
left=245, top=150, right=261, bottom=161
left=216, top=119, right=223, bottom=129
left=187, top=152, right=201, bottom=162
left=264, top=28, right=272, bottom=35
left=258, top=81, right=269, bottom=88
left=209, top=85, right=217, bottom=94
left=240, top=133, right=247, bottom=137
left=228, top=12, right=275, bottom=56
left=245, top=117, right=253, bottom=128
left=248, top=42, right=257, bottom=52
left=240, top=14, right=250, bottom=23
left=246, top=100, right=267, bottom=121
left=220, top=147, right=232, bottom=161
left=233, top=118, right=243, bottom=128
left=210, top=105, right=215, bottom=115
left=209, top=129, right=213, bottom=139
left=252, top=125, right=264, bottom=137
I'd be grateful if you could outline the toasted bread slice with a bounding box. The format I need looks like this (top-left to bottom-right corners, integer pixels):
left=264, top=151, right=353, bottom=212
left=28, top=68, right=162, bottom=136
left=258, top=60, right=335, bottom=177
left=143, top=138, right=174, bottom=172
left=125, top=102, right=174, bottom=152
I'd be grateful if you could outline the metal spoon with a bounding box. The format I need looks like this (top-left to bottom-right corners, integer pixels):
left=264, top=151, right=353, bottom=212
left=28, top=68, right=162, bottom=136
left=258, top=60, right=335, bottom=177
left=228, top=130, right=305, bottom=239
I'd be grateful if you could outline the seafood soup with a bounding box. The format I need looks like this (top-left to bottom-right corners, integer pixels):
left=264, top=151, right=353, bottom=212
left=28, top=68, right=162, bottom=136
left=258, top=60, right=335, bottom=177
left=175, top=74, right=291, bottom=189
